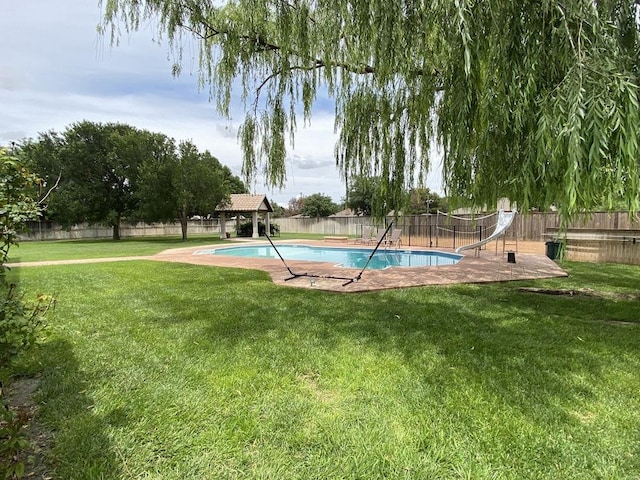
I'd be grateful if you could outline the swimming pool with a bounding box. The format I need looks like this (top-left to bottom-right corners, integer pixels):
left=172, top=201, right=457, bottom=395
left=195, top=245, right=462, bottom=270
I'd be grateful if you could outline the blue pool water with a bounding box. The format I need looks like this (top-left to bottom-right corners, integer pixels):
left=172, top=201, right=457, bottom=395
left=195, top=245, right=462, bottom=270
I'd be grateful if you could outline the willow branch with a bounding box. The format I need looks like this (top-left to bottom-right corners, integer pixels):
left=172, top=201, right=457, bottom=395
left=178, top=1, right=441, bottom=115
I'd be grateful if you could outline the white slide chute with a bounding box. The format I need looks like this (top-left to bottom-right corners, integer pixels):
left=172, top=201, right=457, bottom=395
left=454, top=210, right=517, bottom=253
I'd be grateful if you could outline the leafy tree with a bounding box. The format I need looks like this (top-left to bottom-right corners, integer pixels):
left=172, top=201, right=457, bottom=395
left=132, top=132, right=178, bottom=223
left=137, top=139, right=239, bottom=240
left=345, top=176, right=389, bottom=217
left=0, top=151, right=40, bottom=270
left=221, top=165, right=249, bottom=195
left=270, top=201, right=286, bottom=217
left=20, top=121, right=152, bottom=240
left=101, top=0, right=640, bottom=221
left=300, top=193, right=339, bottom=217
left=406, top=188, right=445, bottom=215
left=286, top=196, right=305, bottom=216
left=592, top=196, right=636, bottom=212
left=347, top=177, right=444, bottom=216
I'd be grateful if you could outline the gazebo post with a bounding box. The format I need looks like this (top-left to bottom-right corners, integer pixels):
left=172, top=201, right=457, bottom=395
left=265, top=212, right=271, bottom=236
left=219, top=212, right=227, bottom=239
left=252, top=211, right=259, bottom=238
left=215, top=194, right=274, bottom=239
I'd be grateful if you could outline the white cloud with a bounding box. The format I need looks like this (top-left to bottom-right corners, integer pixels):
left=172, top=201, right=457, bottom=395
left=215, top=123, right=238, bottom=139
left=289, top=155, right=336, bottom=170
left=0, top=71, right=28, bottom=91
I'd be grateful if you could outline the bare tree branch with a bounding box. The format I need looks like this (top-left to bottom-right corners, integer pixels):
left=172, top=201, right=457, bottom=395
left=38, top=172, right=61, bottom=206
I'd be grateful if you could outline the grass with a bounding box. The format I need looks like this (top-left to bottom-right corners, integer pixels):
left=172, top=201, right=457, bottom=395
left=10, top=233, right=325, bottom=262
left=7, top=248, right=640, bottom=479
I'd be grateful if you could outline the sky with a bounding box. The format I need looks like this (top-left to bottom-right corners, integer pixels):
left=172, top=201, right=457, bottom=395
left=0, top=0, right=443, bottom=206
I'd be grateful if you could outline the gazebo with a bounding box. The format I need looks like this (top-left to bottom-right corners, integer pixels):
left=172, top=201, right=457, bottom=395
left=215, top=194, right=274, bottom=239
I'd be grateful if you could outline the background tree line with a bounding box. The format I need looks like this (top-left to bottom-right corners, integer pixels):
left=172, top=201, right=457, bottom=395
left=275, top=177, right=446, bottom=219
left=344, top=176, right=446, bottom=217
left=17, top=120, right=247, bottom=241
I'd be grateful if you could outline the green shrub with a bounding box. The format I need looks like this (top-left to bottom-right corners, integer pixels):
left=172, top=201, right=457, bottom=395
left=0, top=149, right=54, bottom=479
left=0, top=286, right=53, bottom=367
left=0, top=401, right=30, bottom=480
left=0, top=285, right=53, bottom=479
left=236, top=221, right=279, bottom=237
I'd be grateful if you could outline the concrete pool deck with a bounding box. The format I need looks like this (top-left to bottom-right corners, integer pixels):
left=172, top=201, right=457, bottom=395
left=152, top=239, right=568, bottom=292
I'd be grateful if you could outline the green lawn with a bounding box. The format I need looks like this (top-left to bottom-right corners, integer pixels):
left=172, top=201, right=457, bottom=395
left=10, top=233, right=324, bottom=262
left=9, top=255, right=640, bottom=479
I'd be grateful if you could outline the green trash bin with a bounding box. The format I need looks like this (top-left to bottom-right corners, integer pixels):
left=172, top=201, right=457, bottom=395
left=545, top=241, right=562, bottom=260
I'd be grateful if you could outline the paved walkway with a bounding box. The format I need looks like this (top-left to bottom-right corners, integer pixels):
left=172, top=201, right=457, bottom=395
left=6, top=256, right=151, bottom=267
left=9, top=240, right=567, bottom=293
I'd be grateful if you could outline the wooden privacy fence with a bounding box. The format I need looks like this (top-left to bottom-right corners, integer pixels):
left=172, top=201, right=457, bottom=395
left=516, top=211, right=640, bottom=241
left=274, top=217, right=375, bottom=236
left=278, top=212, right=640, bottom=264
left=20, top=219, right=227, bottom=241
left=19, top=211, right=639, bottom=248
left=563, top=238, right=640, bottom=265
left=277, top=211, right=639, bottom=242
left=546, top=228, right=640, bottom=265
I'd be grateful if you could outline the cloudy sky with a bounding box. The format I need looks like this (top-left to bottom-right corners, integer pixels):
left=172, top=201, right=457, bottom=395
left=0, top=0, right=442, bottom=206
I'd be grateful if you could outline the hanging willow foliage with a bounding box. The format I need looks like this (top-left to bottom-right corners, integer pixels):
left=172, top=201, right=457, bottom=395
left=100, top=0, right=640, bottom=218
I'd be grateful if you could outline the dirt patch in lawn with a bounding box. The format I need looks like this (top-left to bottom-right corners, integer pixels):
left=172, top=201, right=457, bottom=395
left=518, top=287, right=640, bottom=301
left=3, top=376, right=53, bottom=479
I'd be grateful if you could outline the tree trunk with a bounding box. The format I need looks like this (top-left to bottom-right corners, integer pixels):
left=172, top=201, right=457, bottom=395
left=113, top=216, right=121, bottom=241
left=180, top=213, right=188, bottom=241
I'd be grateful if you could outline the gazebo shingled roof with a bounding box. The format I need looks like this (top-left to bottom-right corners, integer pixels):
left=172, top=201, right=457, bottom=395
left=216, top=194, right=273, bottom=213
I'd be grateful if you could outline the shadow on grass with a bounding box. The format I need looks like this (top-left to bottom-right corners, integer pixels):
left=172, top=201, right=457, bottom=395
left=15, top=260, right=640, bottom=477
left=555, top=261, right=640, bottom=292
left=189, top=278, right=639, bottom=427
left=34, top=339, right=123, bottom=480
left=26, top=260, right=638, bottom=428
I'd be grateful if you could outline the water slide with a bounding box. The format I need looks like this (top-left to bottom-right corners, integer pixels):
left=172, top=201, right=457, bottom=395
left=454, top=210, right=517, bottom=253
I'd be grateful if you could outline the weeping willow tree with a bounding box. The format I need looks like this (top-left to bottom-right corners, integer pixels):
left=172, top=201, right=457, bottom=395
left=100, top=0, right=640, bottom=218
